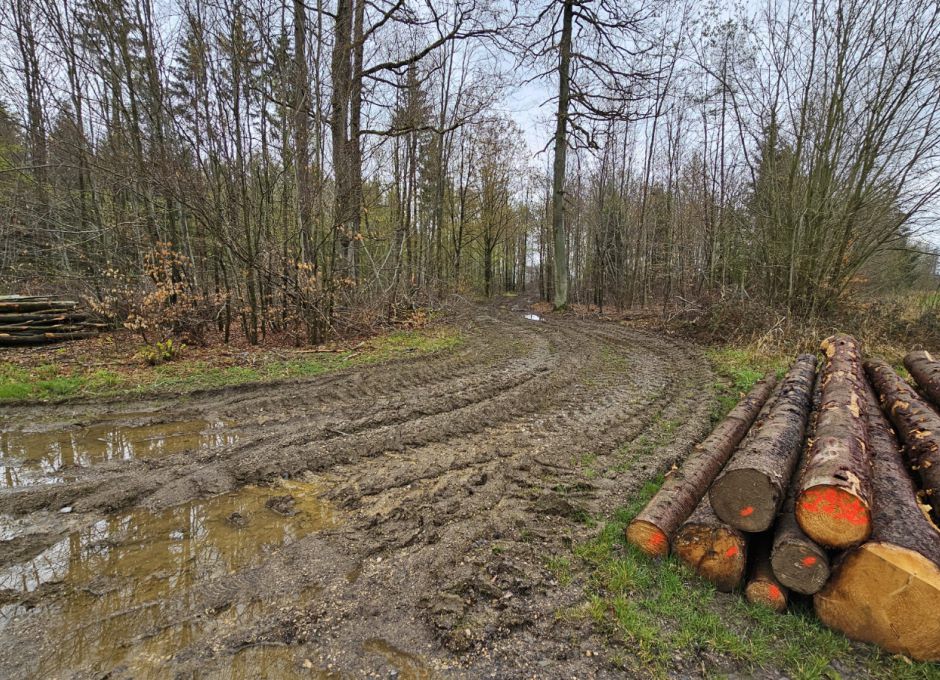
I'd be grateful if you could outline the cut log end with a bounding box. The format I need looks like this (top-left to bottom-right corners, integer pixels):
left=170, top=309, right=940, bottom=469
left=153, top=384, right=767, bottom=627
left=745, top=580, right=788, bottom=612
left=673, top=525, right=747, bottom=592
left=770, top=539, right=830, bottom=595
left=710, top=468, right=777, bottom=532
left=795, top=485, right=871, bottom=548
left=815, top=542, right=940, bottom=662
left=625, top=520, right=670, bottom=558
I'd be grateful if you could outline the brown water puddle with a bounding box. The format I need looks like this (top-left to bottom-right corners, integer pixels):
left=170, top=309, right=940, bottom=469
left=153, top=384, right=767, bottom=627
left=0, top=418, right=237, bottom=488
left=0, top=481, right=337, bottom=676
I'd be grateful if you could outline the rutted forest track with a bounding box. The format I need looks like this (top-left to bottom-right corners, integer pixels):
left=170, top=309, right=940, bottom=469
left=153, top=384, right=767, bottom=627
left=0, top=301, right=716, bottom=678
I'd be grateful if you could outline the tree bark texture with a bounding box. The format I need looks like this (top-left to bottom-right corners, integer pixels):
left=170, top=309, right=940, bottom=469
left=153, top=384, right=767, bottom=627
left=627, top=372, right=778, bottom=557
left=795, top=335, right=872, bottom=549
left=904, top=350, right=940, bottom=410
left=814, top=378, right=940, bottom=662
left=710, top=354, right=817, bottom=532
left=866, top=357, right=940, bottom=521
left=771, top=372, right=830, bottom=594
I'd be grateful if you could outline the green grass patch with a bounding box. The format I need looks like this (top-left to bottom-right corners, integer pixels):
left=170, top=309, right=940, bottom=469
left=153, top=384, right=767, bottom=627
left=555, top=479, right=939, bottom=679
left=614, top=417, right=679, bottom=473
left=0, top=326, right=462, bottom=404
left=706, top=347, right=791, bottom=424
left=575, top=452, right=599, bottom=479
left=545, top=556, right=573, bottom=587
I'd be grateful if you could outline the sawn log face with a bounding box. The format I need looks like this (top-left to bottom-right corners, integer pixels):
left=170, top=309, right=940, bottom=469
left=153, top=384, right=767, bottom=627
left=627, top=373, right=778, bottom=556
left=710, top=355, right=817, bottom=533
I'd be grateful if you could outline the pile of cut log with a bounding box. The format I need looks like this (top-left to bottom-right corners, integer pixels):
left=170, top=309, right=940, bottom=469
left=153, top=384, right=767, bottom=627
left=627, top=336, right=940, bottom=662
left=0, top=295, right=101, bottom=346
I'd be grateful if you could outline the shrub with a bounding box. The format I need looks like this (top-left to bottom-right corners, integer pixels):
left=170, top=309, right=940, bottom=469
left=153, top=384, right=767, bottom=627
left=136, top=338, right=186, bottom=366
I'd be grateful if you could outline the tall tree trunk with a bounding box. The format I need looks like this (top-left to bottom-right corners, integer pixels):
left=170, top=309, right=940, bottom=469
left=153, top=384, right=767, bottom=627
left=293, top=0, right=315, bottom=264
left=550, top=0, right=572, bottom=310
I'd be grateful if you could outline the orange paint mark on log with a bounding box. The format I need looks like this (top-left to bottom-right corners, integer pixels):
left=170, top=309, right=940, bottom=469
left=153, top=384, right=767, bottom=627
left=801, top=556, right=817, bottom=567
left=739, top=506, right=754, bottom=517
left=799, top=487, right=868, bottom=526
left=725, top=546, right=739, bottom=558
left=768, top=584, right=782, bottom=600
left=648, top=531, right=666, bottom=550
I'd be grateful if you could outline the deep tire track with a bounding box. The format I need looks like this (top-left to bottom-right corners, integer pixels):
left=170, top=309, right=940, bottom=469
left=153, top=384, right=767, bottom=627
left=0, top=302, right=716, bottom=679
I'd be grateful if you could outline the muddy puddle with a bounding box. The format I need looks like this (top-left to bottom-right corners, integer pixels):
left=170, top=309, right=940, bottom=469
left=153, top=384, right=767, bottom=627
left=0, top=480, right=337, bottom=677
left=0, top=417, right=237, bottom=488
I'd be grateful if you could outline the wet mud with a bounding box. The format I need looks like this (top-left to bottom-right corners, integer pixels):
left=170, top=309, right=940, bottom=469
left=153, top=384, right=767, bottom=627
left=1, top=417, right=236, bottom=488
left=0, top=301, right=716, bottom=678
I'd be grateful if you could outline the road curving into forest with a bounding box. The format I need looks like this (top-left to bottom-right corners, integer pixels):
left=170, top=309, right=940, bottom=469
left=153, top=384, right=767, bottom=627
left=0, top=300, right=715, bottom=679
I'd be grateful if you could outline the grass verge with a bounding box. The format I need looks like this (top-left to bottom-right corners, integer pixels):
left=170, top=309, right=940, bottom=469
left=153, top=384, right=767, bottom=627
left=551, top=479, right=940, bottom=679
left=0, top=326, right=461, bottom=404
left=704, top=346, right=791, bottom=424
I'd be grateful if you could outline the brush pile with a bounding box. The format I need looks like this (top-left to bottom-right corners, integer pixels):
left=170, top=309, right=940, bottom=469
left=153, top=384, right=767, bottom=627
left=627, top=336, right=940, bottom=662
left=0, top=295, right=102, bottom=346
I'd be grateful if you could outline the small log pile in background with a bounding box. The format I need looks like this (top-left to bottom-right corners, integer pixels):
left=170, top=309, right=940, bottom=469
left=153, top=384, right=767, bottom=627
left=0, top=295, right=102, bottom=346
left=627, top=335, right=940, bottom=662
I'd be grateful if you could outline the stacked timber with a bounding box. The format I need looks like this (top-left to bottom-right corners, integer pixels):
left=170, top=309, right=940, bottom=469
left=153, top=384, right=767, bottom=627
left=771, top=373, right=831, bottom=595
left=904, top=350, right=940, bottom=407
left=626, top=335, right=940, bottom=662
left=795, top=335, right=872, bottom=548
left=866, top=358, right=940, bottom=520
left=672, top=494, right=748, bottom=592
left=0, top=295, right=100, bottom=346
left=626, top=372, right=778, bottom=557
left=709, top=354, right=817, bottom=532
left=745, top=533, right=788, bottom=612
left=815, top=378, right=940, bottom=660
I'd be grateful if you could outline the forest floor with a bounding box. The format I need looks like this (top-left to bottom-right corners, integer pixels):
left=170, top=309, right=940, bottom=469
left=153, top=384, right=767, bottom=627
left=0, top=298, right=936, bottom=679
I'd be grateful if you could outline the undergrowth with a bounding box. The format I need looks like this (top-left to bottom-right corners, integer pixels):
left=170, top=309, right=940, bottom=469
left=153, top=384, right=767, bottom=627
left=674, top=291, right=940, bottom=364
left=0, top=327, right=461, bottom=403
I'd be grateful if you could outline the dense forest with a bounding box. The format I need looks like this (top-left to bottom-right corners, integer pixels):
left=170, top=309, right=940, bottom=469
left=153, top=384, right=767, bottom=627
left=1, top=0, right=939, bottom=344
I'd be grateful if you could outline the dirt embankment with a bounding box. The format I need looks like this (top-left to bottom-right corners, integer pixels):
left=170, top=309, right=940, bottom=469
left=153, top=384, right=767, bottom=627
left=0, top=301, right=714, bottom=679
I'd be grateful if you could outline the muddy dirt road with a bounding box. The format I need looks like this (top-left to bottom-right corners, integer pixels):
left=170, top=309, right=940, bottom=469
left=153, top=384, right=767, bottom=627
left=0, top=302, right=715, bottom=678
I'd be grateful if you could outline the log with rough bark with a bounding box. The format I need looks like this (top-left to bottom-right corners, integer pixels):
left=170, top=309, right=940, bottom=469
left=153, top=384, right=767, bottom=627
left=866, top=358, right=940, bottom=520
left=0, top=313, right=88, bottom=325
left=709, top=354, right=817, bottom=532
left=814, top=379, right=940, bottom=662
left=745, top=533, right=788, bottom=612
left=0, top=300, right=77, bottom=313
left=673, top=494, right=749, bottom=592
left=771, top=374, right=831, bottom=594
left=795, top=335, right=872, bottom=549
left=0, top=295, right=98, bottom=346
left=0, top=331, right=97, bottom=345
left=904, top=350, right=940, bottom=409
left=626, top=372, right=778, bottom=557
